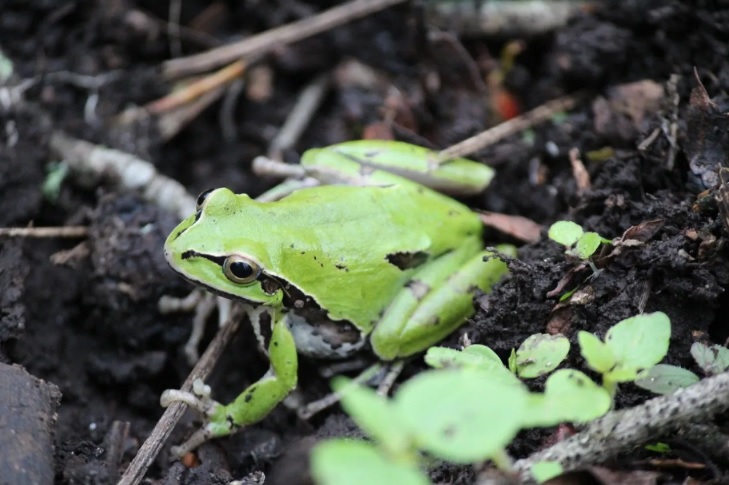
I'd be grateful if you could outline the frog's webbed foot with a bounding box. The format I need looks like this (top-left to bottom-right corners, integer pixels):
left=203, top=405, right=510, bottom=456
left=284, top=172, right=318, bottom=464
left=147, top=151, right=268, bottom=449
left=160, top=379, right=225, bottom=456
left=162, top=314, right=299, bottom=456
left=160, top=378, right=217, bottom=415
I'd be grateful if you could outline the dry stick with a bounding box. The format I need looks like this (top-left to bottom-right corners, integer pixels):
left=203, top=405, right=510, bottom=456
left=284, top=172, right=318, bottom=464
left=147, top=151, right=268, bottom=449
left=438, top=93, right=583, bottom=161
left=117, top=305, right=245, bottom=485
left=162, top=0, right=408, bottom=79
left=146, top=60, right=247, bottom=114
left=0, top=226, right=88, bottom=238
left=509, top=371, right=729, bottom=483
left=49, top=131, right=196, bottom=220
left=268, top=73, right=331, bottom=159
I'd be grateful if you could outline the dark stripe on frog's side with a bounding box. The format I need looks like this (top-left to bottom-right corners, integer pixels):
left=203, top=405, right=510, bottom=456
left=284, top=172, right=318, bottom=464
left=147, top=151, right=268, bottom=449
left=385, top=250, right=429, bottom=270
left=176, top=250, right=363, bottom=353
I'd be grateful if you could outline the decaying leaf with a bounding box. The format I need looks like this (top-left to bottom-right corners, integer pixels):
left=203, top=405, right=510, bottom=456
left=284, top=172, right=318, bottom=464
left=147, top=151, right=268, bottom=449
left=684, top=71, right=729, bottom=189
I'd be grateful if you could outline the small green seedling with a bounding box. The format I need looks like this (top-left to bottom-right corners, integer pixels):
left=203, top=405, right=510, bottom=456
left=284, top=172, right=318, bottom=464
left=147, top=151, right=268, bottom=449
left=508, top=333, right=570, bottom=378
left=522, top=369, right=611, bottom=428
left=635, top=341, right=729, bottom=395
left=426, top=334, right=570, bottom=380
left=690, top=341, right=729, bottom=375
left=634, top=364, right=699, bottom=395
left=644, top=442, right=672, bottom=453
left=426, top=342, right=610, bottom=426
left=42, top=161, right=69, bottom=203
left=578, top=312, right=671, bottom=398
left=311, top=369, right=530, bottom=485
left=548, top=221, right=611, bottom=260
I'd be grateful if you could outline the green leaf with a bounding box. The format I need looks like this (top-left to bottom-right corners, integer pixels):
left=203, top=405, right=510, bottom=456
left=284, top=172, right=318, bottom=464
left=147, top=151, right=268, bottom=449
left=604, top=312, right=671, bottom=380
left=634, top=364, right=700, bottom=394
left=645, top=442, right=671, bottom=453
left=396, top=369, right=527, bottom=464
left=523, top=369, right=611, bottom=427
left=424, top=345, right=502, bottom=370
left=578, top=331, right=615, bottom=374
left=42, top=162, right=69, bottom=203
left=515, top=334, right=570, bottom=378
left=548, top=221, right=583, bottom=247
left=604, top=367, right=639, bottom=382
left=424, top=346, right=521, bottom=387
left=531, top=461, right=564, bottom=483
left=690, top=342, right=729, bottom=375
left=508, top=348, right=518, bottom=374
left=311, top=439, right=429, bottom=485
left=572, top=232, right=604, bottom=259
left=333, top=377, right=410, bottom=456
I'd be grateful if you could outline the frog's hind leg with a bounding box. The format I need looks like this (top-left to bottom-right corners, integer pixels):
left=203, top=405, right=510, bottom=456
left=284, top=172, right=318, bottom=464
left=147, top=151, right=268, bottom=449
left=162, top=310, right=298, bottom=456
left=371, top=244, right=512, bottom=361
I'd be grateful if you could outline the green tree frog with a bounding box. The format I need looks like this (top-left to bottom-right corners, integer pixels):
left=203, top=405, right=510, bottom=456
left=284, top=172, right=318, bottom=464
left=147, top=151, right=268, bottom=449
left=161, top=140, right=511, bottom=455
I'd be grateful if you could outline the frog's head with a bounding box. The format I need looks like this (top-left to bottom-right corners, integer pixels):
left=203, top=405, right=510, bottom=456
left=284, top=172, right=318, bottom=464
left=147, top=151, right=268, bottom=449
left=164, top=188, right=284, bottom=307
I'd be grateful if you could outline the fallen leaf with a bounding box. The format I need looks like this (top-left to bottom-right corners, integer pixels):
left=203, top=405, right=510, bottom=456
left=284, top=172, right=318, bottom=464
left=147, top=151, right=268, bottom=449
left=479, top=212, right=542, bottom=243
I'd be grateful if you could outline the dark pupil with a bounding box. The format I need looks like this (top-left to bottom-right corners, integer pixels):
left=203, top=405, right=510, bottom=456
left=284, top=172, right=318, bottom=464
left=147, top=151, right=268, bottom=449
left=196, top=188, right=214, bottom=207
left=229, top=261, right=253, bottom=279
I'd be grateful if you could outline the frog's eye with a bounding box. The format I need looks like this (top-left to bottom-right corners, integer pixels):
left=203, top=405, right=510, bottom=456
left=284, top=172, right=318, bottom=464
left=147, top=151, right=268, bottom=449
left=196, top=188, right=215, bottom=211
left=223, top=255, right=261, bottom=284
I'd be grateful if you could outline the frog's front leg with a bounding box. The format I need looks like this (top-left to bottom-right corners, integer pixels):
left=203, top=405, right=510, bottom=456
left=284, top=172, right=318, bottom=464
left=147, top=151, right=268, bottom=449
left=371, top=243, right=514, bottom=361
left=161, top=309, right=298, bottom=456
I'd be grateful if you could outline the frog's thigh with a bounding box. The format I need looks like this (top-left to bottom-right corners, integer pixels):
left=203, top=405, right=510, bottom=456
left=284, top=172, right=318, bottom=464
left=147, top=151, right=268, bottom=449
left=371, top=247, right=509, bottom=361
left=208, top=313, right=298, bottom=436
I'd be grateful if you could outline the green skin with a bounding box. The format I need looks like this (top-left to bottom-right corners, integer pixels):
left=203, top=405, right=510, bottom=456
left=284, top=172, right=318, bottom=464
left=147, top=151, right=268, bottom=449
left=162, top=140, right=510, bottom=455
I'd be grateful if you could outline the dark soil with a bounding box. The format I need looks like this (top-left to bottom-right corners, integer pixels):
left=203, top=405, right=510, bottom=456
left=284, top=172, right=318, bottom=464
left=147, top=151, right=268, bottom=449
left=2, top=1, right=729, bottom=483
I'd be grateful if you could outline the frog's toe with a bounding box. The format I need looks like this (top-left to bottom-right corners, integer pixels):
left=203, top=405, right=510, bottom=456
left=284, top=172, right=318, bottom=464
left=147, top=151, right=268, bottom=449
left=160, top=388, right=218, bottom=416
left=170, top=428, right=215, bottom=457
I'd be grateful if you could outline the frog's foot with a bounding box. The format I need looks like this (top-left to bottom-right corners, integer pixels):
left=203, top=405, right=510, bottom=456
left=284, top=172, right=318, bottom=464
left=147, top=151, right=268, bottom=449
left=161, top=379, right=230, bottom=456
left=162, top=315, right=299, bottom=456
left=160, top=378, right=218, bottom=415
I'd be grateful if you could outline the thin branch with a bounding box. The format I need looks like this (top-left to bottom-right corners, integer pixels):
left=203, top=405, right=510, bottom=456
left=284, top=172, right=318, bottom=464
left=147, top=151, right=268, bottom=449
left=49, top=131, right=196, bottom=220
left=146, top=60, right=247, bottom=114
left=0, top=226, right=89, bottom=238
left=439, top=93, right=584, bottom=161
left=117, top=304, right=245, bottom=485
left=268, top=73, right=330, bottom=159
left=162, top=0, right=408, bottom=79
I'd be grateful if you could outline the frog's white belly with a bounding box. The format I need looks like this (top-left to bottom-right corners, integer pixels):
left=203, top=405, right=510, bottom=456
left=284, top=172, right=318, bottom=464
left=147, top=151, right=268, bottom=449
left=286, top=312, right=367, bottom=359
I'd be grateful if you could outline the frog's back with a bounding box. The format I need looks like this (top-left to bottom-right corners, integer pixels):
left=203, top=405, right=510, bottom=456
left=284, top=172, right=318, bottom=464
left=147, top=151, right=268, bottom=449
left=244, top=184, right=482, bottom=327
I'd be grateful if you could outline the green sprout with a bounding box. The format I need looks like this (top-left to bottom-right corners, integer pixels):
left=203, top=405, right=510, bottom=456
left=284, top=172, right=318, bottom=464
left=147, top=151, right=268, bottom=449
left=635, top=341, right=729, bottom=395
left=313, top=316, right=679, bottom=485
left=548, top=220, right=611, bottom=260
left=42, top=161, right=69, bottom=203
left=578, top=312, right=671, bottom=399
left=508, top=333, right=570, bottom=378
left=311, top=369, right=529, bottom=485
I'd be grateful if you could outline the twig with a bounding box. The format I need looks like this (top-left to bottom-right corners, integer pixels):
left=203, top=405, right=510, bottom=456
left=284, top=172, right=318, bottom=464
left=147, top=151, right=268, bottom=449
left=49, top=131, right=195, bottom=219
left=117, top=304, right=245, bottom=485
left=0, top=226, right=89, bottom=238
left=438, top=93, right=584, bottom=161
left=509, top=371, right=729, bottom=483
left=146, top=60, right=247, bottom=115
left=162, top=0, right=408, bottom=79
left=268, top=73, right=330, bottom=159
left=425, top=0, right=594, bottom=37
